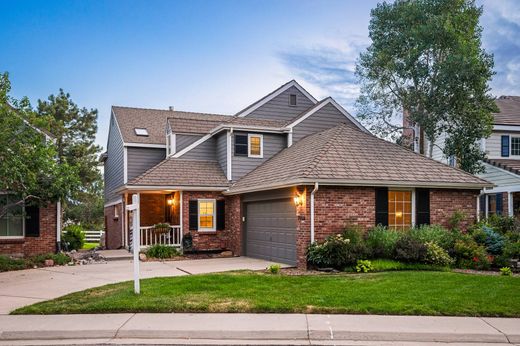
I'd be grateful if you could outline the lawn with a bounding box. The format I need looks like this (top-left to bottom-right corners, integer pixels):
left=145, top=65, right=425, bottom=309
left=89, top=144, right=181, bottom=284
left=82, top=242, right=98, bottom=250
left=12, top=271, right=520, bottom=316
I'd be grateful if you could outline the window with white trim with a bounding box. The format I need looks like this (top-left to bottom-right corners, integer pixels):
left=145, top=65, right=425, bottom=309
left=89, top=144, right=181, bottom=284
left=166, top=133, right=175, bottom=156
left=248, top=134, right=263, bottom=158
left=0, top=195, right=24, bottom=238
left=198, top=199, right=216, bottom=231
left=512, top=137, right=520, bottom=155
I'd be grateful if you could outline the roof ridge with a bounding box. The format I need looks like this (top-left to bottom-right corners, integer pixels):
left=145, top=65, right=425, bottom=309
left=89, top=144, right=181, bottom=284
left=302, top=125, right=346, bottom=177
left=112, top=105, right=230, bottom=117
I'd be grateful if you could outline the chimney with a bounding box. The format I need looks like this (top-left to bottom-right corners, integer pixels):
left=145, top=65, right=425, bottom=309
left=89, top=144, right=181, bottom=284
left=169, top=106, right=175, bottom=111
left=402, top=107, right=420, bottom=153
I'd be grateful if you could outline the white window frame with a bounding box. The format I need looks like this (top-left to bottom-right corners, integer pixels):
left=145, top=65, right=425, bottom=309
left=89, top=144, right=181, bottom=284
left=0, top=194, right=25, bottom=239
left=248, top=134, right=263, bottom=158
left=511, top=136, right=520, bottom=156
left=134, top=128, right=149, bottom=136
left=387, top=189, right=416, bottom=230
left=166, top=133, right=176, bottom=157
left=198, top=199, right=216, bottom=232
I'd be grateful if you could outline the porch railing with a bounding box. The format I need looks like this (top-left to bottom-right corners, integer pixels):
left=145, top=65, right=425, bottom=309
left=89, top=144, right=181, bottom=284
left=139, top=226, right=182, bottom=249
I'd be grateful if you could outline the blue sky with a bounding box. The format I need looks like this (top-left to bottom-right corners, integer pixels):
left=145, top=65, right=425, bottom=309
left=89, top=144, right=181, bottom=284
left=1, top=0, right=519, bottom=150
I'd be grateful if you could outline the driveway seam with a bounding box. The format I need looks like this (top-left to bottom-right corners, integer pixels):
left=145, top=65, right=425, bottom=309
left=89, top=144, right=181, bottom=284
left=304, top=314, right=311, bottom=345
left=176, top=267, right=192, bottom=275
left=114, top=313, right=136, bottom=339
left=479, top=317, right=512, bottom=344
left=0, top=294, right=46, bottom=300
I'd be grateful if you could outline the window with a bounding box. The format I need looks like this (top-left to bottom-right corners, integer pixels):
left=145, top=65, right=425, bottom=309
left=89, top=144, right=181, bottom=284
left=134, top=128, right=148, bottom=136
left=289, top=94, right=297, bottom=106
left=198, top=199, right=216, bottom=231
left=0, top=195, right=24, bottom=238
left=248, top=134, right=263, bottom=158
left=234, top=134, right=248, bottom=156
left=166, top=133, right=175, bottom=156
left=512, top=137, right=520, bottom=156
left=388, top=191, right=412, bottom=231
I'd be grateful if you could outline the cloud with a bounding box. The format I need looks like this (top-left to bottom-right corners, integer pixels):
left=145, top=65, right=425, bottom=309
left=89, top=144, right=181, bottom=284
left=278, top=36, right=369, bottom=111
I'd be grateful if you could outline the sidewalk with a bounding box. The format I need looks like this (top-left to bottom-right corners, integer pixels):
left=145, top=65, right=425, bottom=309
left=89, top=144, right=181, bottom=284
left=0, top=313, right=519, bottom=345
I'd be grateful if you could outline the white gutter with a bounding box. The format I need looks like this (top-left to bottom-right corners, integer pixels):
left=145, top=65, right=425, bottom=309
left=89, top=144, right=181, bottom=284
left=310, top=182, right=319, bottom=244
left=56, top=200, right=62, bottom=248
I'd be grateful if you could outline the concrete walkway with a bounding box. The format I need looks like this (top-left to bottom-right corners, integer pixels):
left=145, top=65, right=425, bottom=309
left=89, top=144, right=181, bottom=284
left=0, top=257, right=280, bottom=314
left=0, top=313, right=518, bottom=345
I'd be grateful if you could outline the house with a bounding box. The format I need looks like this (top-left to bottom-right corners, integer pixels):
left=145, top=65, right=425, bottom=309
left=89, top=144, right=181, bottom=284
left=103, top=80, right=491, bottom=268
left=415, top=96, right=520, bottom=219
left=0, top=122, right=61, bottom=258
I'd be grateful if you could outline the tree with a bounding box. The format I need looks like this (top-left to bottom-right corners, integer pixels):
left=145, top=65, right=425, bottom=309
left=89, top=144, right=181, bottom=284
left=356, top=0, right=497, bottom=174
left=0, top=72, right=78, bottom=218
left=34, top=89, right=103, bottom=230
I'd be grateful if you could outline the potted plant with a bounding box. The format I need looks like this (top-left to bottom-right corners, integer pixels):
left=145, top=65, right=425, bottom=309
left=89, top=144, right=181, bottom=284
left=153, top=223, right=171, bottom=235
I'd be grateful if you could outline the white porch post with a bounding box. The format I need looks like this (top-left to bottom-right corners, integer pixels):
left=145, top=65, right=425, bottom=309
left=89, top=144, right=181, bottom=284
left=126, top=193, right=141, bottom=294
left=508, top=192, right=514, bottom=217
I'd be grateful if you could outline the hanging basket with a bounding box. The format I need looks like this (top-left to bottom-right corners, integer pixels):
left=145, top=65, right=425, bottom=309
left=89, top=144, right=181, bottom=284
left=153, top=223, right=171, bottom=235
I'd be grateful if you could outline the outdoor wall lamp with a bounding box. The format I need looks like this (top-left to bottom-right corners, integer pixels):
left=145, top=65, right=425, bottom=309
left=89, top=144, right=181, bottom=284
left=167, top=197, right=175, bottom=206
left=293, top=194, right=303, bottom=207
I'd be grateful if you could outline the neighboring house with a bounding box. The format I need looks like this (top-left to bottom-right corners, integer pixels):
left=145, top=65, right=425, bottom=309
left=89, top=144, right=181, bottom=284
left=415, top=96, right=520, bottom=219
left=103, top=80, right=490, bottom=268
left=0, top=123, right=61, bottom=258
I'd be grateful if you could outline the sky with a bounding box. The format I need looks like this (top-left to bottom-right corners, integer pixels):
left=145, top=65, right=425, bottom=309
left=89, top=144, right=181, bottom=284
left=1, top=0, right=519, bottom=150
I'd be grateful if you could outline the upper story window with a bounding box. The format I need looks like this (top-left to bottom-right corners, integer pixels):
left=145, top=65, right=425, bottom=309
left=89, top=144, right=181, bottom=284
left=512, top=137, right=520, bottom=156
left=134, top=128, right=149, bottom=136
left=234, top=134, right=264, bottom=158
left=166, top=133, right=175, bottom=156
left=289, top=94, right=297, bottom=107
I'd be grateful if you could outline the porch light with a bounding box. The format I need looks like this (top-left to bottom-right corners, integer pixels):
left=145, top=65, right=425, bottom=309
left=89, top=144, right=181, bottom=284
left=167, top=197, right=175, bottom=206
left=293, top=194, right=303, bottom=206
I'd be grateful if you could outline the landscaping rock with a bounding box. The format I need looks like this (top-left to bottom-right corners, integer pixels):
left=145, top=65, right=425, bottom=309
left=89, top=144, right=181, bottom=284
left=44, top=259, right=54, bottom=267
left=220, top=250, right=233, bottom=257
left=67, top=249, right=107, bottom=265
left=139, top=253, right=147, bottom=261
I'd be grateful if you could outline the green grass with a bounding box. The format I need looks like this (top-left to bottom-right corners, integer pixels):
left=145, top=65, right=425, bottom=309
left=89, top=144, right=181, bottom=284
left=369, top=259, right=451, bottom=272
left=82, top=242, right=98, bottom=250
left=12, top=271, right=520, bottom=316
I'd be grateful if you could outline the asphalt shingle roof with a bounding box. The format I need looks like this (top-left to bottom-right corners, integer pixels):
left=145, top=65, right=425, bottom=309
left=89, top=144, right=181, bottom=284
left=485, top=159, right=520, bottom=176
left=129, top=159, right=229, bottom=187
left=494, top=96, right=520, bottom=126
left=228, top=124, right=491, bottom=193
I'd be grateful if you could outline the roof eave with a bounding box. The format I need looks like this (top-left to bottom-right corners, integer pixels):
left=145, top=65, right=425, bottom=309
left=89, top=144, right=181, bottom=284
left=115, top=184, right=229, bottom=193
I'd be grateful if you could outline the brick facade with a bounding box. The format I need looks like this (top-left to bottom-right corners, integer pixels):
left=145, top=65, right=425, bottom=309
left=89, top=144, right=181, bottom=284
left=182, top=191, right=242, bottom=254
left=104, top=203, right=123, bottom=249
left=0, top=203, right=58, bottom=257
left=430, top=189, right=478, bottom=230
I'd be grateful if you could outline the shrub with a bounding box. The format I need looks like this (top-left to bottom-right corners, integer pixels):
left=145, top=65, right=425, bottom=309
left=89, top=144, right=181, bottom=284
left=62, top=224, right=85, bottom=251
left=409, top=225, right=454, bottom=251
left=424, top=241, right=454, bottom=267
left=267, top=264, right=281, bottom=274
left=485, top=214, right=518, bottom=235
left=307, top=229, right=367, bottom=270
left=31, top=253, right=71, bottom=266
left=365, top=226, right=402, bottom=258
left=0, top=255, right=27, bottom=272
left=473, top=226, right=506, bottom=255
left=448, top=211, right=466, bottom=231
left=394, top=235, right=427, bottom=262
left=355, top=260, right=373, bottom=273
left=182, top=233, right=193, bottom=250
left=503, top=241, right=520, bottom=260
left=146, top=245, right=180, bottom=259
left=500, top=267, right=513, bottom=276
left=453, top=237, right=491, bottom=270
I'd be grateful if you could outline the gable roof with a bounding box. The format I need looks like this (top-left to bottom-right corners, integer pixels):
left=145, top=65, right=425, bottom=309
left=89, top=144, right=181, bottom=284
left=112, top=106, right=230, bottom=144
left=484, top=158, right=520, bottom=176
left=235, top=80, right=318, bottom=118
left=227, top=124, right=492, bottom=194
left=494, top=96, right=520, bottom=126
left=128, top=158, right=229, bottom=189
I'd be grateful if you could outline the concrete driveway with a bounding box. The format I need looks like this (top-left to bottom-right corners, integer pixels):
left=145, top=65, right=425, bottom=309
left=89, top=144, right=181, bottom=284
left=0, top=256, right=279, bottom=314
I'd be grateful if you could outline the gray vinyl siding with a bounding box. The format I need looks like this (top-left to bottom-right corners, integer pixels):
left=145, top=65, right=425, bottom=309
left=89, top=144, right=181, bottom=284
left=104, top=115, right=125, bottom=202
left=232, top=132, right=286, bottom=181
left=424, top=132, right=449, bottom=164
left=478, top=162, right=520, bottom=188
left=179, top=137, right=217, bottom=161
left=247, top=86, right=315, bottom=121
left=292, top=103, right=357, bottom=142
left=216, top=132, right=228, bottom=176
left=176, top=134, right=203, bottom=152
left=127, top=147, right=166, bottom=181
left=486, top=131, right=520, bottom=159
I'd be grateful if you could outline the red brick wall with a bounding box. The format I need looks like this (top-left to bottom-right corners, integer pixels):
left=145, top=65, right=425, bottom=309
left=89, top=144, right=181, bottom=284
left=140, top=194, right=165, bottom=227
left=430, top=189, right=478, bottom=230
left=104, top=203, right=123, bottom=249
left=182, top=191, right=241, bottom=254
left=0, top=203, right=57, bottom=257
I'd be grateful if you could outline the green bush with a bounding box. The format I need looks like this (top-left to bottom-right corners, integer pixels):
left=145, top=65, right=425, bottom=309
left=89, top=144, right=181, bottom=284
left=409, top=225, right=454, bottom=250
left=267, top=264, right=281, bottom=274
left=453, top=237, right=491, bottom=270
left=31, top=253, right=71, bottom=266
left=500, top=267, right=513, bottom=276
left=62, top=224, right=85, bottom=251
left=394, top=234, right=427, bottom=263
left=503, top=241, right=520, bottom=260
left=365, top=259, right=450, bottom=272
left=146, top=245, right=180, bottom=259
left=355, top=260, right=373, bottom=273
left=473, top=226, right=506, bottom=255
left=448, top=211, right=466, bottom=231
left=365, top=225, right=402, bottom=258
left=0, top=255, right=27, bottom=272
left=424, top=241, right=454, bottom=267
left=307, top=229, right=367, bottom=269
left=485, top=214, right=518, bottom=235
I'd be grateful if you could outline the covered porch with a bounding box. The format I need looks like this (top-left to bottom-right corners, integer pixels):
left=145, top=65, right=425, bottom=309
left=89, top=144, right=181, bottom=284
left=479, top=188, right=520, bottom=219
left=124, top=191, right=183, bottom=251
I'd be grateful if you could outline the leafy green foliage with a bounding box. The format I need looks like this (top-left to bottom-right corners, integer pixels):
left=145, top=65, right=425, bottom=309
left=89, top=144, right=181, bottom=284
left=394, top=235, right=427, bottom=263
left=409, top=225, right=455, bottom=251
left=146, top=245, right=180, bottom=259
left=62, top=224, right=86, bottom=251
left=355, top=260, right=373, bottom=273
left=367, top=259, right=449, bottom=272
left=0, top=255, right=27, bottom=272
left=365, top=225, right=402, bottom=258
left=453, top=237, right=491, bottom=270
left=31, top=252, right=71, bottom=266
left=473, top=226, right=506, bottom=255
left=503, top=242, right=520, bottom=260
left=356, top=0, right=496, bottom=173
left=0, top=253, right=71, bottom=272
left=500, top=267, right=513, bottom=276
left=307, top=230, right=367, bottom=270
left=424, top=241, right=454, bottom=267
left=267, top=264, right=281, bottom=274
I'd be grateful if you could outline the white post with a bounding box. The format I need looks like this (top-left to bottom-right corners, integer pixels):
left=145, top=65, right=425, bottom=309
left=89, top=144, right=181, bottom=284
left=126, top=193, right=140, bottom=294
left=508, top=192, right=514, bottom=217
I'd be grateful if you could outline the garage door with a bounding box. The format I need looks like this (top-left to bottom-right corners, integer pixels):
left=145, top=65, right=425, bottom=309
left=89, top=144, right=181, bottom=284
left=245, top=199, right=297, bottom=266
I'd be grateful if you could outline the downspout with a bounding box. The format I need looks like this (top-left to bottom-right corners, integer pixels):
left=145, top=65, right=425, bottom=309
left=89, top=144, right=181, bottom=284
left=310, top=182, right=319, bottom=244
left=56, top=200, right=62, bottom=252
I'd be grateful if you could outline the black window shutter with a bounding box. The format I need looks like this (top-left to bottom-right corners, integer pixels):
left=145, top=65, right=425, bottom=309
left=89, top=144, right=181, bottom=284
left=416, top=188, right=430, bottom=226
left=189, top=201, right=198, bottom=230
left=501, top=136, right=510, bottom=157
left=25, top=205, right=40, bottom=237
left=216, top=200, right=225, bottom=230
left=496, top=193, right=503, bottom=215
left=375, top=187, right=389, bottom=227
left=235, top=135, right=248, bottom=156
